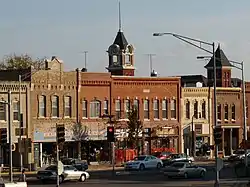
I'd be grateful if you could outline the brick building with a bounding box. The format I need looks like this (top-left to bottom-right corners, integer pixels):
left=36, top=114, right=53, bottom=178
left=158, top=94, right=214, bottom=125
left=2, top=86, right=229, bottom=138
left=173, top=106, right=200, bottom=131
left=0, top=69, right=31, bottom=167
left=180, top=46, right=245, bottom=157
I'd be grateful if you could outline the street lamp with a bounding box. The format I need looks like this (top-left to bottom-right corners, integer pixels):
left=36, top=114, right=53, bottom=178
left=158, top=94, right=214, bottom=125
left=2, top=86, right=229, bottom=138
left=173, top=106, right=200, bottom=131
left=197, top=56, right=247, bottom=168
left=0, top=90, right=13, bottom=182
left=153, top=32, right=219, bottom=186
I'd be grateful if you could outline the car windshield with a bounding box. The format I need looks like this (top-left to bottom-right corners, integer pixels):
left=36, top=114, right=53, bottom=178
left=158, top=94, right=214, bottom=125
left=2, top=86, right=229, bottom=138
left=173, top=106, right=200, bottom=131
left=152, top=152, right=161, bottom=157
left=171, top=163, right=185, bottom=168
left=64, top=165, right=77, bottom=171
left=233, top=150, right=245, bottom=155
left=45, top=165, right=57, bottom=171
left=134, top=156, right=146, bottom=161
left=170, top=154, right=180, bottom=159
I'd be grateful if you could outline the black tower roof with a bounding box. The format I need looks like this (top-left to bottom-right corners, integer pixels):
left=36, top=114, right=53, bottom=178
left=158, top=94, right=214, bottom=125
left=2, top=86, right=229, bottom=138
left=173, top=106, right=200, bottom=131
left=113, top=30, right=128, bottom=50
left=204, top=45, right=232, bottom=68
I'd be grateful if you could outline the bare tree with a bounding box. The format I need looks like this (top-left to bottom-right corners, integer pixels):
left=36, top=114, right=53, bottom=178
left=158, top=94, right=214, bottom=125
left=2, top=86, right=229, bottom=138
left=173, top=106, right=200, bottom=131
left=72, top=122, right=88, bottom=160
left=127, top=106, right=142, bottom=153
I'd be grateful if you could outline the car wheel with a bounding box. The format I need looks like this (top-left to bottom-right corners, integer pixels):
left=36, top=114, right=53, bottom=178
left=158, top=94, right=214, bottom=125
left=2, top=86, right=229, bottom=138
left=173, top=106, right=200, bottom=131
left=59, top=175, right=64, bottom=184
left=156, top=163, right=161, bottom=169
left=139, top=164, right=145, bottom=171
left=200, top=171, right=205, bottom=178
left=184, top=172, right=188, bottom=179
left=80, top=174, right=86, bottom=182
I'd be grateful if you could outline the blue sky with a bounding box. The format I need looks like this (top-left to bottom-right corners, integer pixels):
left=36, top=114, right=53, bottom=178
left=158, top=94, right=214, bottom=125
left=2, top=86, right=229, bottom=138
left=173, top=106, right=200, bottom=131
left=1, top=0, right=250, bottom=79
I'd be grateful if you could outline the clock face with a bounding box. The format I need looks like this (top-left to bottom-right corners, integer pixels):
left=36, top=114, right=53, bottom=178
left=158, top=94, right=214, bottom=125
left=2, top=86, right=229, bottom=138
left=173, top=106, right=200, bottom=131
left=109, top=44, right=119, bottom=55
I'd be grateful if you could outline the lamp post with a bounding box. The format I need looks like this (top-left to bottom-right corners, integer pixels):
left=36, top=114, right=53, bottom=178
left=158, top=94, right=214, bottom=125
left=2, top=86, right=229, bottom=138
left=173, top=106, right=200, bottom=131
left=0, top=91, right=13, bottom=182
left=153, top=32, right=219, bottom=186
left=198, top=56, right=247, bottom=169
left=191, top=115, right=195, bottom=157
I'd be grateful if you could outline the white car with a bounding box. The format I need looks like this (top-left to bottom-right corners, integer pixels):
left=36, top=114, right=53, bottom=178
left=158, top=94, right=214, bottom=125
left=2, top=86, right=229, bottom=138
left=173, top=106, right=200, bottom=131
left=170, top=153, right=194, bottom=163
left=124, top=155, right=163, bottom=170
left=37, top=165, right=90, bottom=183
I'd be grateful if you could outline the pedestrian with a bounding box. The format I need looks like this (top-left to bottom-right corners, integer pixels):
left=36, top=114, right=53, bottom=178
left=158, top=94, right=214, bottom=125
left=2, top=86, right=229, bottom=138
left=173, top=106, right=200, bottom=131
left=18, top=169, right=26, bottom=182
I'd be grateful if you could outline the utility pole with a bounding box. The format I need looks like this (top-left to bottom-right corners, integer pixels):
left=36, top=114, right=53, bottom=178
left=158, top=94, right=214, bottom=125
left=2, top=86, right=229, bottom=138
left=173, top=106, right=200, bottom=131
left=18, top=75, right=23, bottom=172
left=82, top=51, right=88, bottom=69
left=145, top=54, right=156, bottom=76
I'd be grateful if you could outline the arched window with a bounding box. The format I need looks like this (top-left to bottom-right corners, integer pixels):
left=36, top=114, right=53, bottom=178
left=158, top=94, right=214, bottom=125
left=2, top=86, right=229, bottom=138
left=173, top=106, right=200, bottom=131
left=231, top=104, right=235, bottom=120
left=133, top=99, right=139, bottom=119
left=82, top=100, right=87, bottom=118
left=89, top=100, right=101, bottom=118
left=193, top=100, right=198, bottom=119
left=13, top=100, right=19, bottom=121
left=115, top=99, right=121, bottom=119
left=64, top=96, right=72, bottom=117
left=153, top=99, right=159, bottom=119
left=217, top=103, right=222, bottom=121
left=224, top=104, right=228, bottom=120
left=144, top=99, right=149, bottom=119
left=201, top=101, right=206, bottom=119
left=185, top=100, right=190, bottom=119
left=162, top=99, right=168, bottom=119
left=39, top=95, right=46, bottom=117
left=170, top=99, right=176, bottom=119
left=0, top=99, right=6, bottom=121
left=52, top=96, right=59, bottom=117
left=124, top=99, right=130, bottom=119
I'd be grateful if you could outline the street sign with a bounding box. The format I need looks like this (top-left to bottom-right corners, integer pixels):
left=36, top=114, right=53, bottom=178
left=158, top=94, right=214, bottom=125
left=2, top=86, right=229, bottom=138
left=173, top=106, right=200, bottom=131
left=57, top=161, right=63, bottom=175
left=216, top=157, right=224, bottom=171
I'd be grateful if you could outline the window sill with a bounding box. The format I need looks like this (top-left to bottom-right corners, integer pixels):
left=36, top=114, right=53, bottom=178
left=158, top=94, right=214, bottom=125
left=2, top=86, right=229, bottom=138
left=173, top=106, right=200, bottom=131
left=13, top=120, right=19, bottom=122
left=162, top=118, right=168, bottom=120
left=64, top=116, right=70, bottom=119
left=144, top=119, right=150, bottom=121
left=170, top=118, right=177, bottom=120
left=0, top=120, right=6, bottom=122
left=119, top=119, right=129, bottom=121
left=82, top=117, right=88, bottom=119
left=89, top=117, right=100, bottom=119
left=154, top=118, right=160, bottom=121
left=38, top=116, right=45, bottom=119
left=51, top=117, right=59, bottom=119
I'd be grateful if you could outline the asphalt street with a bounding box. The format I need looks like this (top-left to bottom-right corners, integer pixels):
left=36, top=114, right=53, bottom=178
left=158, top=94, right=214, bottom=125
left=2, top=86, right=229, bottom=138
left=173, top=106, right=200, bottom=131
left=4, top=163, right=250, bottom=187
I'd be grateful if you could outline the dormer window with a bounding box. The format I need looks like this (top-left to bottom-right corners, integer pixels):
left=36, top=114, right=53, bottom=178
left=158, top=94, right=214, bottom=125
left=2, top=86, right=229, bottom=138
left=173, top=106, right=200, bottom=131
left=113, top=55, right=118, bottom=63
left=125, top=55, right=131, bottom=65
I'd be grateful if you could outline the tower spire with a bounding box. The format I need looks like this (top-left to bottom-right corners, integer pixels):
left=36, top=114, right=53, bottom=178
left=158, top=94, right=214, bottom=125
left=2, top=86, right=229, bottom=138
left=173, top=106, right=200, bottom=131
left=118, top=1, right=122, bottom=31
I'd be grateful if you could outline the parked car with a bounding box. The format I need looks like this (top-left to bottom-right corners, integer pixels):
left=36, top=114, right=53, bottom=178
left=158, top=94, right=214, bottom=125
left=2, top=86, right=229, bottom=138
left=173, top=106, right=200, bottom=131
left=124, top=155, right=163, bottom=171
left=164, top=162, right=206, bottom=179
left=152, top=151, right=172, bottom=160
left=37, top=165, right=90, bottom=183
left=61, top=158, right=88, bottom=171
left=163, top=153, right=194, bottom=166
left=228, top=149, right=250, bottom=162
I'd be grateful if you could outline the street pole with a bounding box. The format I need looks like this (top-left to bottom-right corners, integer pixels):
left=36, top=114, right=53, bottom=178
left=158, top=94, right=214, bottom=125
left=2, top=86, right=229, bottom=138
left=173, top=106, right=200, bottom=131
left=191, top=116, right=195, bottom=157
left=242, top=62, right=248, bottom=171
left=56, top=124, right=60, bottom=187
left=8, top=90, right=13, bottom=183
left=212, top=43, right=219, bottom=187
left=18, top=75, right=23, bottom=172
left=111, top=142, right=115, bottom=176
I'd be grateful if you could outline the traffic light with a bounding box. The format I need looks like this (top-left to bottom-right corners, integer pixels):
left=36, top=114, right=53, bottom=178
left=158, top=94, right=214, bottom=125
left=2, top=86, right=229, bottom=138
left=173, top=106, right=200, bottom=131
left=107, top=126, right=115, bottom=142
left=0, top=128, right=7, bottom=145
left=214, top=126, right=222, bottom=145
left=56, top=124, right=65, bottom=145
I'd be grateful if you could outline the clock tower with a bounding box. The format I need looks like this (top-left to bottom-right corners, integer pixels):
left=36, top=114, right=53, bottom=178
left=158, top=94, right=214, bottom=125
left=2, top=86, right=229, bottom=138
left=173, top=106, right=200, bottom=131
left=106, top=2, right=135, bottom=76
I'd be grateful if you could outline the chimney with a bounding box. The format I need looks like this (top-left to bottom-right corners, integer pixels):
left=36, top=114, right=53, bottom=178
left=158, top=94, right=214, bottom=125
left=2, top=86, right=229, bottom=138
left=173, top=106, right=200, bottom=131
left=81, top=68, right=87, bottom=72
left=150, top=70, right=158, bottom=77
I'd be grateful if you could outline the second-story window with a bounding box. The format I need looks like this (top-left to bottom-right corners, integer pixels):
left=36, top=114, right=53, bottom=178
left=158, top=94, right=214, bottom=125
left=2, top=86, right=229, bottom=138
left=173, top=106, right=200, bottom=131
left=170, top=99, right=176, bottom=119
left=103, top=100, right=109, bottom=115
left=133, top=99, right=139, bottom=119
left=185, top=100, right=190, bottom=119
left=39, top=95, right=46, bottom=117
left=193, top=100, right=198, bottom=119
left=232, top=104, right=235, bottom=120
left=153, top=99, right=159, bottom=119
left=13, top=100, right=19, bottom=121
left=217, top=104, right=221, bottom=121
left=124, top=99, right=130, bottom=119
left=90, top=100, right=101, bottom=118
left=115, top=99, right=121, bottom=119
left=0, top=101, right=6, bottom=121
left=201, top=101, right=206, bottom=119
left=162, top=99, right=168, bottom=119
left=64, top=96, right=71, bottom=117
left=82, top=100, right=87, bottom=118
left=224, top=104, right=228, bottom=120
left=144, top=99, right=149, bottom=119
left=52, top=96, right=59, bottom=117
